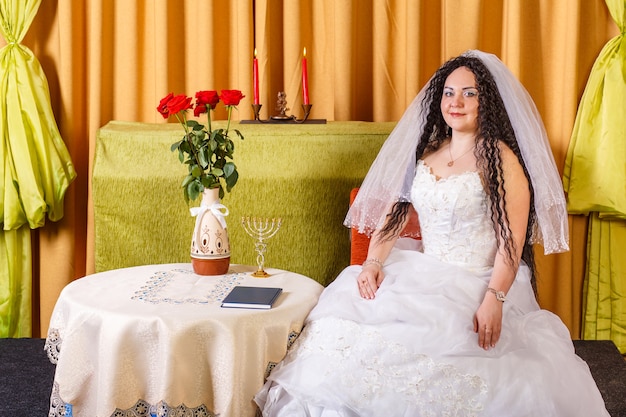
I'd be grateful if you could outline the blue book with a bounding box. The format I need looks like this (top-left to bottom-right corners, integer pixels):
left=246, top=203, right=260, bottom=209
left=221, top=286, right=283, bottom=309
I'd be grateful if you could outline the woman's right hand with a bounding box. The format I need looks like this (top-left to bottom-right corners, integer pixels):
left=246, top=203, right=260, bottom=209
left=357, top=264, right=384, bottom=299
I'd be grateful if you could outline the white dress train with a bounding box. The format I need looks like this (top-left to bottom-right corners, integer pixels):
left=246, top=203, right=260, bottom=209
left=255, top=160, right=609, bottom=417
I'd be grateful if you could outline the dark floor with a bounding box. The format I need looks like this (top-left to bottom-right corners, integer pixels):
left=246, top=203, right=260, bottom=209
left=0, top=338, right=56, bottom=416
left=573, top=340, right=626, bottom=416
left=0, top=338, right=625, bottom=416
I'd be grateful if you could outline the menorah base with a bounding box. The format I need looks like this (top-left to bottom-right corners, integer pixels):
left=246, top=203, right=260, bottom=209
left=251, top=269, right=271, bottom=278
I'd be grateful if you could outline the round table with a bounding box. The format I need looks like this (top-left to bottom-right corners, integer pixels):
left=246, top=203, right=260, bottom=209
left=45, top=263, right=324, bottom=417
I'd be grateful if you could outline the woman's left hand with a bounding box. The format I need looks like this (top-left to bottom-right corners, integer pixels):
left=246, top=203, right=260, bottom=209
left=357, top=264, right=383, bottom=299
left=473, top=296, right=503, bottom=350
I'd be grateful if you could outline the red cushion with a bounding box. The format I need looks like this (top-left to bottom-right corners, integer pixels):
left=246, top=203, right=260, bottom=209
left=349, top=188, right=420, bottom=265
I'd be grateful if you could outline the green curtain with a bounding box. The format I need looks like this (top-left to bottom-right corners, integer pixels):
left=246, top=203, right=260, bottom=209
left=563, top=0, right=626, bottom=352
left=0, top=0, right=76, bottom=337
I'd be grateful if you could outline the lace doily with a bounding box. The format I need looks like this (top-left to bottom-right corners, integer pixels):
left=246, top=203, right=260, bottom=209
left=264, top=330, right=301, bottom=380
left=45, top=328, right=62, bottom=364
left=49, top=382, right=217, bottom=417
left=131, top=268, right=245, bottom=304
left=111, top=400, right=216, bottom=417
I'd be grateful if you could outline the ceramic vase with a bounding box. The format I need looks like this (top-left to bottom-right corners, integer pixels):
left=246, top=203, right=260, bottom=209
left=190, top=187, right=231, bottom=275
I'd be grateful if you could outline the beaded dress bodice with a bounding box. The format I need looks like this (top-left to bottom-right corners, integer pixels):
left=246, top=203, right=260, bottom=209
left=411, top=160, right=497, bottom=271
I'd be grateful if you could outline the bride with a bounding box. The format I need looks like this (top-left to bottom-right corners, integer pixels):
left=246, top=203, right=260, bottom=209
left=254, top=50, right=609, bottom=416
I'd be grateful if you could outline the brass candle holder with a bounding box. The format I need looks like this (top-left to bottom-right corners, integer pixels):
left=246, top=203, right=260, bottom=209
left=243, top=91, right=324, bottom=124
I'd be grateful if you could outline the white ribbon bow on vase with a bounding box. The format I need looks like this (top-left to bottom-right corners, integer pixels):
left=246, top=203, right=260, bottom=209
left=190, top=202, right=229, bottom=231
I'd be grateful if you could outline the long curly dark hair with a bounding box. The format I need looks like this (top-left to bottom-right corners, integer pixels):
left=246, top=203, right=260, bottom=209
left=381, top=55, right=538, bottom=293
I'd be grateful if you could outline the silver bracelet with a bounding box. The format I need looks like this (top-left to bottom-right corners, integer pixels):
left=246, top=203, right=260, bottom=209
left=362, top=258, right=384, bottom=268
left=487, top=287, right=507, bottom=302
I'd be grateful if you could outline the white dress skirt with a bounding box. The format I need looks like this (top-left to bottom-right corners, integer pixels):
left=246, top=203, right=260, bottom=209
left=255, top=161, right=610, bottom=417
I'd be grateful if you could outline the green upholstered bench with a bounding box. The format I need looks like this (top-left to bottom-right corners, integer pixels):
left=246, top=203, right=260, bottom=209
left=92, top=121, right=395, bottom=286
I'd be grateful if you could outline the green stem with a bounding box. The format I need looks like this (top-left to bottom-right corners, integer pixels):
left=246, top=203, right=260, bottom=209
left=226, top=106, right=233, bottom=134
left=207, top=107, right=212, bottom=135
left=176, top=111, right=201, bottom=170
left=175, top=112, right=188, bottom=135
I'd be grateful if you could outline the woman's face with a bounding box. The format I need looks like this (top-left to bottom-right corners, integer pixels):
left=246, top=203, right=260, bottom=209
left=440, top=66, right=479, bottom=135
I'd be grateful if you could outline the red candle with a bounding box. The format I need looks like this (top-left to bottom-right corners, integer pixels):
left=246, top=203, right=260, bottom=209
left=302, top=47, right=310, bottom=105
left=253, top=48, right=260, bottom=105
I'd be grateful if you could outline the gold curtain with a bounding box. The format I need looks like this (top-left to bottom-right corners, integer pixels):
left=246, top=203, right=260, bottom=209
left=6, top=0, right=618, bottom=337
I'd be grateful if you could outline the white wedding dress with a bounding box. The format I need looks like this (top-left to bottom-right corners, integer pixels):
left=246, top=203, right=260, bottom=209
left=255, top=160, right=609, bottom=417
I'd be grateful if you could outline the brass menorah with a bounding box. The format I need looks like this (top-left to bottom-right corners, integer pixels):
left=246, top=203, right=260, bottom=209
left=241, top=217, right=283, bottom=277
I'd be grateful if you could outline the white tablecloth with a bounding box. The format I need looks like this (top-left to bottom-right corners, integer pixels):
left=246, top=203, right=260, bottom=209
left=45, top=263, right=324, bottom=417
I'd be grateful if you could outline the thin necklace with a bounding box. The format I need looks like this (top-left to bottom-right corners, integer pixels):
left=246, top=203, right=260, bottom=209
left=447, top=143, right=475, bottom=167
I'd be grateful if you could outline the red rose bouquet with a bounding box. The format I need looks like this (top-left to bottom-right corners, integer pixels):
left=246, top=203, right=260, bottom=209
left=157, top=90, right=245, bottom=202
